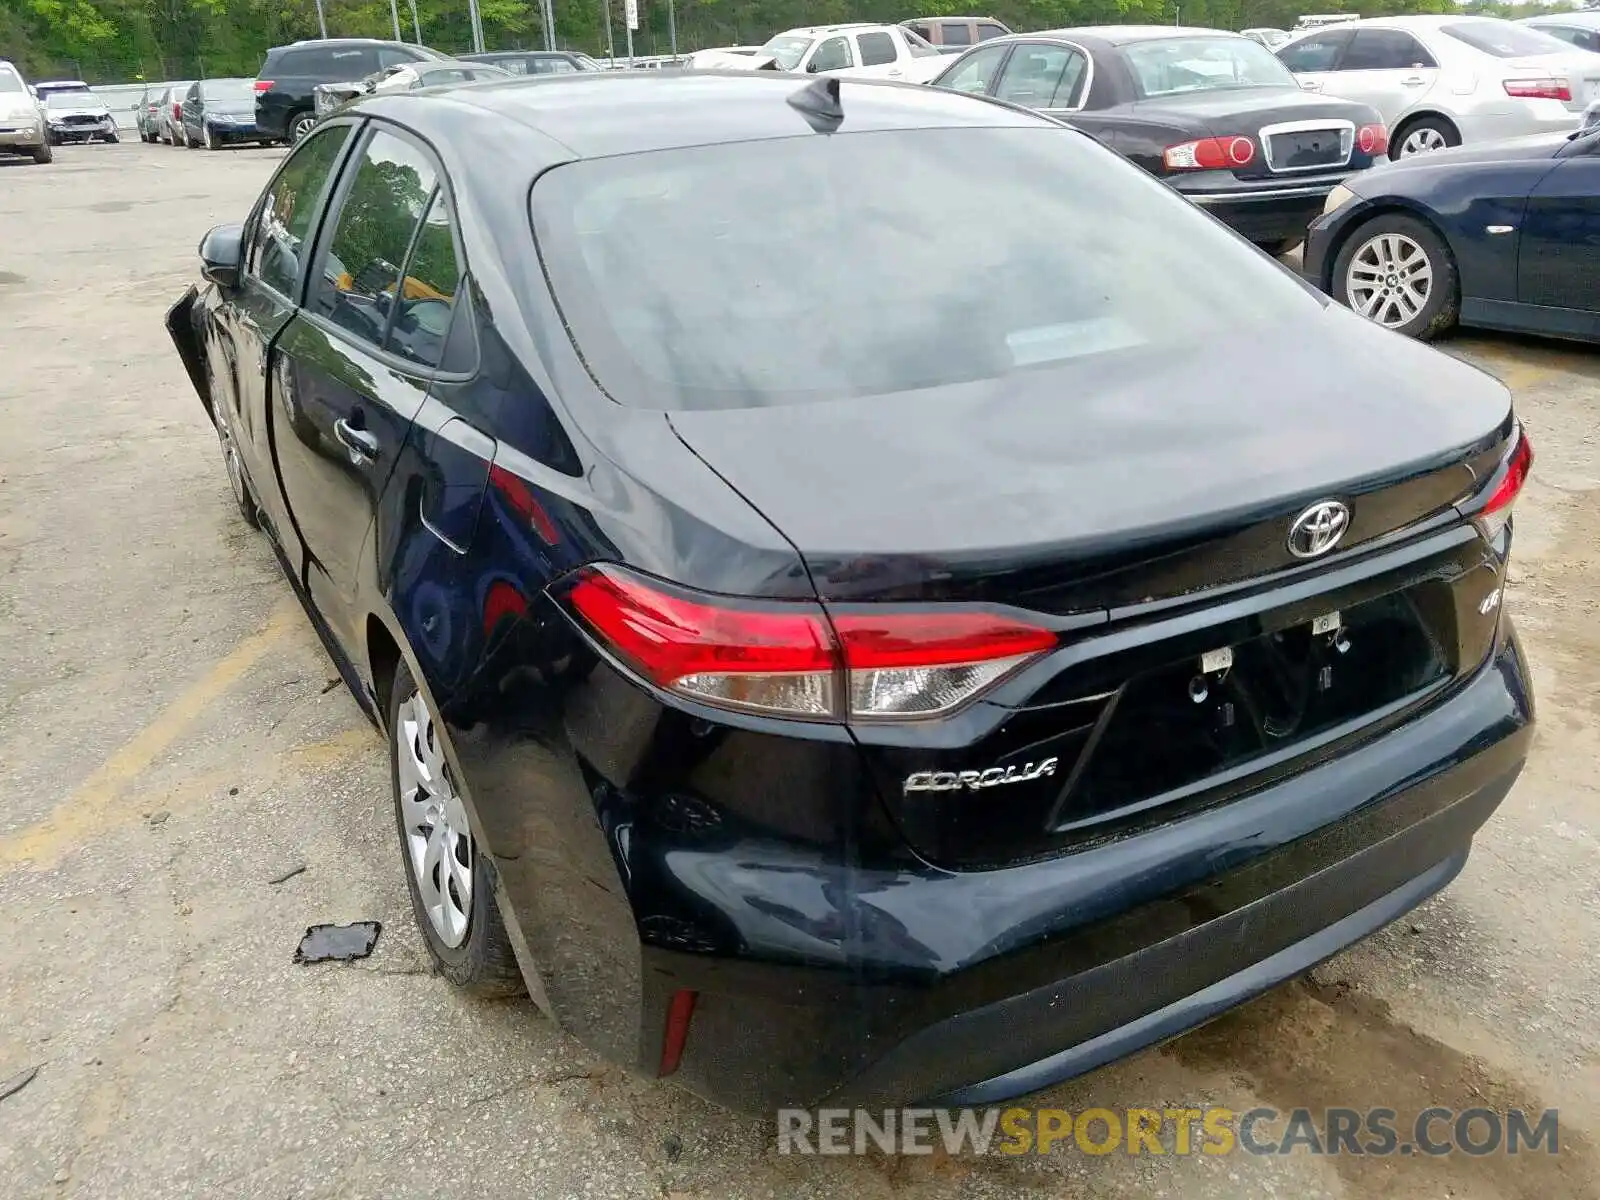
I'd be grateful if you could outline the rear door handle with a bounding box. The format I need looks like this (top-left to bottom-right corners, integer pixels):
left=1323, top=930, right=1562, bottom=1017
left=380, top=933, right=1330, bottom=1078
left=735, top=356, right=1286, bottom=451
left=1299, top=79, right=1323, bottom=91
left=334, top=417, right=379, bottom=464
left=1401, top=75, right=1427, bottom=86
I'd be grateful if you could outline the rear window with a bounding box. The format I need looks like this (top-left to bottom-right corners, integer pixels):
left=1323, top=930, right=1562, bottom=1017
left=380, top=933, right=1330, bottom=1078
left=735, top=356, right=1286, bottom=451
left=1122, top=36, right=1297, bottom=97
left=0, top=66, right=25, bottom=93
left=277, top=46, right=378, bottom=77
left=1441, top=21, right=1572, bottom=57
left=531, top=127, right=1316, bottom=411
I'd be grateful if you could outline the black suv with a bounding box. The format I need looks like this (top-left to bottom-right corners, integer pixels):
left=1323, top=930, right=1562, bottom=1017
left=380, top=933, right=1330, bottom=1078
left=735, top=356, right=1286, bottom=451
left=255, top=38, right=448, bottom=144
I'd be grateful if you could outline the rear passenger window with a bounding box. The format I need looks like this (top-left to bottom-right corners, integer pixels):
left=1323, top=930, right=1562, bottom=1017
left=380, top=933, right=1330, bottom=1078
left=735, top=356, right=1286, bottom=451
left=387, top=192, right=463, bottom=369
left=858, top=32, right=897, bottom=67
left=249, top=125, right=351, bottom=297
left=941, top=23, right=974, bottom=47
left=309, top=128, right=440, bottom=351
left=1339, top=29, right=1436, bottom=71
left=978, top=23, right=1009, bottom=41
left=542, top=58, right=577, bottom=73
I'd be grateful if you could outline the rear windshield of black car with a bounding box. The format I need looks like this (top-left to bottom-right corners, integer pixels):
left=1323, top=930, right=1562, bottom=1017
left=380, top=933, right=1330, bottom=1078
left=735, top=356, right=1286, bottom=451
left=530, top=126, right=1318, bottom=411
left=1121, top=36, right=1298, bottom=98
left=1441, top=21, right=1570, bottom=57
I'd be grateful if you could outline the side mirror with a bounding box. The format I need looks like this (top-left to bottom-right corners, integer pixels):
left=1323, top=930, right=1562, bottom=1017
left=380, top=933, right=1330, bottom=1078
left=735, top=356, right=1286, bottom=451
left=806, top=60, right=822, bottom=74
left=199, top=223, right=245, bottom=290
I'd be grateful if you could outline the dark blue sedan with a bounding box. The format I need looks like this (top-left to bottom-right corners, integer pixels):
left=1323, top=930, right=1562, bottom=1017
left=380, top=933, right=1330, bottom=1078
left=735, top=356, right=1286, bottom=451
left=1304, top=121, right=1600, bottom=342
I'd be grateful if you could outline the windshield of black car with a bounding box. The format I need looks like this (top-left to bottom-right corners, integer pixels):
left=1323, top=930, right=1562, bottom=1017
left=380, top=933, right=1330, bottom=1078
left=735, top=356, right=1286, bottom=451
left=45, top=90, right=99, bottom=108
left=0, top=68, right=25, bottom=94
left=202, top=79, right=255, bottom=101
left=1122, top=36, right=1298, bottom=97
left=531, top=126, right=1318, bottom=411
left=1442, top=21, right=1572, bottom=57
left=759, top=35, right=813, bottom=70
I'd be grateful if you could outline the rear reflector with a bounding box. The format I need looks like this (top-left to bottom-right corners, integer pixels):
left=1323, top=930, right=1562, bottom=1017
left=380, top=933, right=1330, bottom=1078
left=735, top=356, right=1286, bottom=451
left=1504, top=78, right=1570, bottom=102
left=658, top=989, right=698, bottom=1077
left=560, top=565, right=1055, bottom=721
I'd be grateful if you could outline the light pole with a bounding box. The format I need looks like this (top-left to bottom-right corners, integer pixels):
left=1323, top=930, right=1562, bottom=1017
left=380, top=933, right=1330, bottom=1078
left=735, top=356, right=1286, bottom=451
left=668, top=0, right=677, bottom=57
left=389, top=0, right=402, bottom=41
left=409, top=0, right=421, bottom=42
left=313, top=0, right=328, bottom=38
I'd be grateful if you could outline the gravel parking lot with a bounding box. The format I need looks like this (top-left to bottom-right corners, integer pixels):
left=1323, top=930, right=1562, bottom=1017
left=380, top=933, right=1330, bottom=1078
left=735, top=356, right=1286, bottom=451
left=2, top=140, right=1599, bottom=1200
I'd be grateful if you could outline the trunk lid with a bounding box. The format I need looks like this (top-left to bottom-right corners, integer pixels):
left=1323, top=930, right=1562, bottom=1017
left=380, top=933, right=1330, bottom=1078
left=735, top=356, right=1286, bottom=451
left=667, top=307, right=1508, bottom=611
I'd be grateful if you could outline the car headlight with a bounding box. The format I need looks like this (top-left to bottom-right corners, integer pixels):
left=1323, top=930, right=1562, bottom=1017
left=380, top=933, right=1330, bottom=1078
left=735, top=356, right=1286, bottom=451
left=1323, top=184, right=1355, bottom=215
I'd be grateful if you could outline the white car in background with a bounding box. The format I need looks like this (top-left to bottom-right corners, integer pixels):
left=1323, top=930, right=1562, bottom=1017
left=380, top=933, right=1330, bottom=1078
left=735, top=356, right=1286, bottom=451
left=751, top=23, right=950, bottom=82
left=1519, top=11, right=1600, bottom=55
left=1276, top=15, right=1600, bottom=156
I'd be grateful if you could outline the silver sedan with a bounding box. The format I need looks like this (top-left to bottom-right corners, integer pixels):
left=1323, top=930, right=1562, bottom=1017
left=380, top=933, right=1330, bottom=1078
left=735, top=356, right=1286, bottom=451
left=1276, top=15, right=1600, bottom=156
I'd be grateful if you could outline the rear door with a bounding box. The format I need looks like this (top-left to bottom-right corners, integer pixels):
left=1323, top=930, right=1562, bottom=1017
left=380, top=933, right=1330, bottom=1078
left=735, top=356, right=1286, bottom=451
left=1322, top=27, right=1439, bottom=124
left=1516, top=143, right=1600, bottom=334
left=991, top=40, right=1090, bottom=116
left=1275, top=28, right=1354, bottom=94
left=213, top=122, right=357, bottom=557
left=270, top=124, right=458, bottom=655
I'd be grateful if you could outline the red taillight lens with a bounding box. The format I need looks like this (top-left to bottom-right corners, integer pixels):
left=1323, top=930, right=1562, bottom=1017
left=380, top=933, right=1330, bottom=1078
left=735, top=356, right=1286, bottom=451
left=566, top=566, right=838, bottom=717
left=561, top=565, right=1056, bottom=720
left=1164, top=135, right=1255, bottom=171
left=254, top=79, right=274, bottom=93
left=1476, top=430, right=1534, bottom=540
left=173, top=103, right=182, bottom=120
left=1504, top=78, right=1570, bottom=102
left=1357, top=123, right=1388, bottom=155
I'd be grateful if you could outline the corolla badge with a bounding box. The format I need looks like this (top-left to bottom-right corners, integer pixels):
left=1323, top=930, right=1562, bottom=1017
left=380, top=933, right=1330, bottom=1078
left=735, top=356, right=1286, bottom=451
left=904, top=758, right=1059, bottom=794
left=1287, top=500, right=1350, bottom=560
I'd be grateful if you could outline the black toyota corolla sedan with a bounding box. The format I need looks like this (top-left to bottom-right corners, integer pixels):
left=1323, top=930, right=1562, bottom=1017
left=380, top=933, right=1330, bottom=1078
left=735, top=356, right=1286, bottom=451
left=932, top=26, right=1389, bottom=254
left=167, top=71, right=1534, bottom=1113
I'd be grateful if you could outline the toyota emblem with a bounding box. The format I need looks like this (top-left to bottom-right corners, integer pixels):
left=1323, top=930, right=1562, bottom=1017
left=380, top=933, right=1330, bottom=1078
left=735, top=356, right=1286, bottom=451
left=1287, top=500, right=1350, bottom=559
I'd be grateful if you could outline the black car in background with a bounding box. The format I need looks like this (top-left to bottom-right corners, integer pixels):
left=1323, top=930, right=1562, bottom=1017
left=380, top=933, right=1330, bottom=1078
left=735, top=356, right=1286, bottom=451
left=933, top=26, right=1389, bottom=253
left=255, top=38, right=449, bottom=144
left=181, top=77, right=267, bottom=149
left=168, top=72, right=1533, bottom=1113
left=459, top=49, right=604, bottom=75
left=1305, top=127, right=1600, bottom=341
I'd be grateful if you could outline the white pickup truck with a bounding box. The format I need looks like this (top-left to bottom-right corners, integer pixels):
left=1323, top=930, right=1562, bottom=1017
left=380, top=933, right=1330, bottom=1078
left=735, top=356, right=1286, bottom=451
left=740, top=24, right=951, bottom=83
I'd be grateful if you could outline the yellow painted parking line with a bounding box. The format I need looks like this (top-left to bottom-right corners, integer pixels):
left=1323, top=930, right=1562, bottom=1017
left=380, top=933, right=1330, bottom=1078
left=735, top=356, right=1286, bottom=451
left=0, top=602, right=298, bottom=870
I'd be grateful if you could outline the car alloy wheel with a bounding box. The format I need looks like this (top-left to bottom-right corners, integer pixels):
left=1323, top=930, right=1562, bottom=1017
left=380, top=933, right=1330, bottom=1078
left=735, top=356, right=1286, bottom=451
left=289, top=113, right=317, bottom=144
left=1344, top=232, right=1433, bottom=330
left=1398, top=126, right=1448, bottom=156
left=212, top=400, right=260, bottom=527
left=395, top=690, right=474, bottom=949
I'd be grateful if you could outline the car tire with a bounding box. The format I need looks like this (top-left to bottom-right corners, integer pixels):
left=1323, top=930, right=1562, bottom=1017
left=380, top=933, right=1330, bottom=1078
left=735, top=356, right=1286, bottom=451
left=207, top=375, right=261, bottom=529
left=287, top=111, right=317, bottom=145
left=1392, top=115, right=1459, bottom=159
left=31, top=140, right=52, bottom=164
left=1332, top=212, right=1459, bottom=341
left=387, top=660, right=525, bottom=997
left=1256, top=238, right=1302, bottom=258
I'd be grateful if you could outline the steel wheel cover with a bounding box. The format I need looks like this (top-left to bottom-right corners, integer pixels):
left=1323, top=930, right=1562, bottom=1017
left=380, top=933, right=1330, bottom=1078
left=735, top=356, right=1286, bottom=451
left=1345, top=232, right=1433, bottom=330
left=395, top=691, right=474, bottom=948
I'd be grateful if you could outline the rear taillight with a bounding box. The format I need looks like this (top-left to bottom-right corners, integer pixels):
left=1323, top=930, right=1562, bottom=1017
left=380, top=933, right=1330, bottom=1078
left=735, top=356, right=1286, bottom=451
left=1469, top=430, right=1533, bottom=542
left=1504, top=78, right=1570, bottom=102
left=1163, top=135, right=1256, bottom=171
left=1357, top=123, right=1388, bottom=155
left=254, top=79, right=274, bottom=93
left=172, top=103, right=182, bottom=120
left=561, top=564, right=1055, bottom=721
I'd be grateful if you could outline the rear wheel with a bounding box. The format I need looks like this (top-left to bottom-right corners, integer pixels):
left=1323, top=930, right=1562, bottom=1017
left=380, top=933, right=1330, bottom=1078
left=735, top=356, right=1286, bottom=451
left=31, top=140, right=52, bottom=164
left=287, top=111, right=317, bottom=145
left=388, top=661, right=524, bottom=996
left=1392, top=116, right=1459, bottom=159
left=1332, top=213, right=1459, bottom=340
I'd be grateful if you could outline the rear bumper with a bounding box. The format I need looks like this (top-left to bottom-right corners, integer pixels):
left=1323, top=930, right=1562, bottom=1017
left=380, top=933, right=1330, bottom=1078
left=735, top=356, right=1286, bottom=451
left=0, top=127, right=44, bottom=150
left=473, top=617, right=1532, bottom=1114
left=1176, top=174, right=1360, bottom=245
